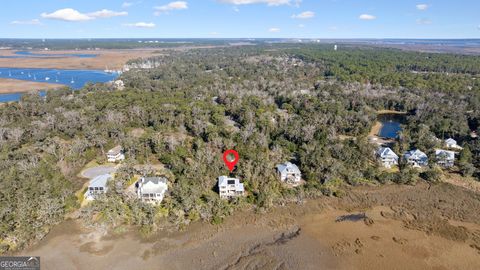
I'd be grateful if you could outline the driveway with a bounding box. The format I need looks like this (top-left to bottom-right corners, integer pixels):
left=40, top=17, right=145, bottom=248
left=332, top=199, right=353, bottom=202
left=81, top=164, right=118, bottom=179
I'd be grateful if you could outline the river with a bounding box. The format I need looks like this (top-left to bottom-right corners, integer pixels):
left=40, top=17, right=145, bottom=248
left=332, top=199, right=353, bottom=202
left=0, top=67, right=118, bottom=102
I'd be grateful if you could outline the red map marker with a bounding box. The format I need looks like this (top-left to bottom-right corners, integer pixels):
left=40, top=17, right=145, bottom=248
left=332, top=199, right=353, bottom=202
left=223, top=150, right=239, bottom=172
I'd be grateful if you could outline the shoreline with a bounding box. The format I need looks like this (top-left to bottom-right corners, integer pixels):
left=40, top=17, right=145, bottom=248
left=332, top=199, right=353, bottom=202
left=15, top=182, right=480, bottom=270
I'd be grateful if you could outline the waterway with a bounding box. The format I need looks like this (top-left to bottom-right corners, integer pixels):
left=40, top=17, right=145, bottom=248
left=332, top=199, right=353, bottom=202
left=0, top=67, right=118, bottom=102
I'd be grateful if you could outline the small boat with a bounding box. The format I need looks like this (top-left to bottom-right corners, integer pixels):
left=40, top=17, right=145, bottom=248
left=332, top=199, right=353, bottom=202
left=45, top=77, right=50, bottom=81
left=55, top=76, right=59, bottom=82
left=34, top=75, right=37, bottom=80
left=70, top=77, right=75, bottom=84
left=8, top=71, right=12, bottom=77
left=28, top=73, right=31, bottom=78
left=21, top=71, right=24, bottom=75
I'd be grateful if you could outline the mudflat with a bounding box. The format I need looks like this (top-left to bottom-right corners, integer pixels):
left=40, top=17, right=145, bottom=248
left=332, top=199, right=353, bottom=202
left=0, top=49, right=161, bottom=70
left=0, top=78, right=63, bottom=94
left=18, top=182, right=480, bottom=270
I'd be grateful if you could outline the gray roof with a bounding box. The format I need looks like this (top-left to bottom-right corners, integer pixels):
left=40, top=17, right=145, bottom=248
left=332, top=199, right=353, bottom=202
left=139, top=177, right=168, bottom=194
left=107, top=145, right=123, bottom=155
left=276, top=162, right=301, bottom=174
left=404, top=149, right=428, bottom=161
left=89, top=174, right=112, bottom=188
left=376, top=147, right=398, bottom=158
left=436, top=149, right=455, bottom=160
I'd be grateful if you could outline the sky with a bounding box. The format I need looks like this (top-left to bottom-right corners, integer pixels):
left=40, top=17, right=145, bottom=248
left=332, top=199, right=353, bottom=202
left=1, top=0, right=479, bottom=39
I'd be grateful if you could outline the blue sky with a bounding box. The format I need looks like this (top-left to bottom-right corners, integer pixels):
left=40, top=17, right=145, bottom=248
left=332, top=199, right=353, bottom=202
left=1, top=0, right=479, bottom=38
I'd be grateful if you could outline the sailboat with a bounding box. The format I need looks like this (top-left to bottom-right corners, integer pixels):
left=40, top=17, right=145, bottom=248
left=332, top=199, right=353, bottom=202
left=70, top=77, right=75, bottom=84
left=45, top=77, right=50, bottom=81
left=34, top=74, right=37, bottom=80
left=28, top=72, right=31, bottom=78
left=55, top=76, right=59, bottom=82
left=8, top=71, right=12, bottom=77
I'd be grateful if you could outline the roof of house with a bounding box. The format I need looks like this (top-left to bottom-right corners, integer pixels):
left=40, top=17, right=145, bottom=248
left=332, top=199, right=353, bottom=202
left=139, top=177, right=168, bottom=194
left=445, top=138, right=457, bottom=145
left=377, top=147, right=398, bottom=158
left=89, top=174, right=112, bottom=188
left=404, top=149, right=428, bottom=161
left=276, top=162, right=301, bottom=174
left=107, top=145, right=123, bottom=155
left=218, top=176, right=244, bottom=192
left=435, top=149, right=455, bottom=160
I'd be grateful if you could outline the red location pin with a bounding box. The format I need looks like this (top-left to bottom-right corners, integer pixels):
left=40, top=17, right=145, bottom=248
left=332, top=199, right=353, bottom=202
left=223, top=150, right=239, bottom=172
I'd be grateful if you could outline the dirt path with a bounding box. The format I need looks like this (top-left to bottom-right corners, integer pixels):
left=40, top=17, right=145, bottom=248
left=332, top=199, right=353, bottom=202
left=17, top=182, right=480, bottom=270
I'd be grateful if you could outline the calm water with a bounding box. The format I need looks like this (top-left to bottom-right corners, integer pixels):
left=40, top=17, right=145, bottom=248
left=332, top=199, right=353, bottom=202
left=378, top=114, right=404, bottom=139
left=0, top=67, right=118, bottom=102
left=0, top=51, right=97, bottom=59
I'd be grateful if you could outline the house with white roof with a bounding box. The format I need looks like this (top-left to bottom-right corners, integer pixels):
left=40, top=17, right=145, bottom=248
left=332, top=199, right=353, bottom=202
left=218, top=176, right=245, bottom=199
left=403, top=149, right=429, bottom=167
left=376, top=147, right=399, bottom=168
left=107, top=145, right=125, bottom=163
left=84, top=174, right=112, bottom=200
left=445, top=138, right=463, bottom=150
left=435, top=149, right=455, bottom=168
left=276, top=162, right=302, bottom=185
left=137, top=177, right=168, bottom=204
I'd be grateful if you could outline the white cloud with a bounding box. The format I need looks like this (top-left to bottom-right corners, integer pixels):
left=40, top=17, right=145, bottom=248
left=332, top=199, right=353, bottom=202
left=123, top=22, right=156, bottom=28
left=218, top=0, right=292, bottom=6
left=269, top=27, right=280, bottom=32
left=292, top=11, right=315, bottom=19
left=41, top=8, right=127, bottom=22
left=88, top=9, right=128, bottom=18
left=10, top=19, right=41, bottom=25
left=416, top=18, right=432, bottom=25
left=233, top=6, right=240, bottom=12
left=416, top=4, right=429, bottom=11
left=122, top=2, right=133, bottom=8
left=298, top=24, right=305, bottom=28
left=41, top=8, right=93, bottom=21
left=154, top=1, right=188, bottom=15
left=209, top=32, right=220, bottom=36
left=359, top=14, right=376, bottom=20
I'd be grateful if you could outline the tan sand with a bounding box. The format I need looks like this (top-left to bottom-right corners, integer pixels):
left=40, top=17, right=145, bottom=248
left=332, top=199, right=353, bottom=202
left=16, top=182, right=480, bottom=270
left=0, top=78, right=64, bottom=94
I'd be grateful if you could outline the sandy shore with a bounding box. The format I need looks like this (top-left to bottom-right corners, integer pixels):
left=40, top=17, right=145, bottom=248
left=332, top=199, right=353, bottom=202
left=16, top=182, right=480, bottom=270
left=0, top=78, right=64, bottom=94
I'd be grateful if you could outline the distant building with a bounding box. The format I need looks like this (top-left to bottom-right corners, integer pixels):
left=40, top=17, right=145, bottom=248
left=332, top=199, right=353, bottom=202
left=84, top=174, right=112, bottom=200
left=137, top=177, right=168, bottom=204
left=403, top=149, right=428, bottom=167
left=445, top=138, right=463, bottom=150
left=435, top=149, right=455, bottom=168
left=376, top=147, right=399, bottom=168
left=107, top=145, right=125, bottom=163
left=218, top=176, right=244, bottom=199
left=276, top=162, right=302, bottom=185
left=334, top=45, right=338, bottom=51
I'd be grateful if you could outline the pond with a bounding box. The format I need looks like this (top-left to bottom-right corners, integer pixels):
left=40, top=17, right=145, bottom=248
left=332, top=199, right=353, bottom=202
left=377, top=113, right=405, bottom=139
left=0, top=67, right=118, bottom=102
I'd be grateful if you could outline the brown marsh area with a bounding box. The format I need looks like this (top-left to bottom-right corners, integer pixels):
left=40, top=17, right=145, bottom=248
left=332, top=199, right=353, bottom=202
left=17, top=182, right=480, bottom=270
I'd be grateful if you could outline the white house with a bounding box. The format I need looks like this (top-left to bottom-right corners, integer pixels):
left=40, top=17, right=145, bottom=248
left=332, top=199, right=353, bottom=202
left=137, top=177, right=168, bottom=204
left=276, top=162, right=302, bottom=185
left=376, top=147, right=399, bottom=168
left=403, top=149, right=429, bottom=167
left=84, top=174, right=112, bottom=200
left=435, top=149, right=455, bottom=168
left=218, top=176, right=245, bottom=199
left=107, top=145, right=125, bottom=163
left=445, top=138, right=463, bottom=150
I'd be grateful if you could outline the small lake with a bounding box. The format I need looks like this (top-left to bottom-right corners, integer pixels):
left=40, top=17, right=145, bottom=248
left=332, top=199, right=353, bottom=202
left=377, top=114, right=404, bottom=139
left=0, top=51, right=97, bottom=58
left=0, top=67, right=118, bottom=102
